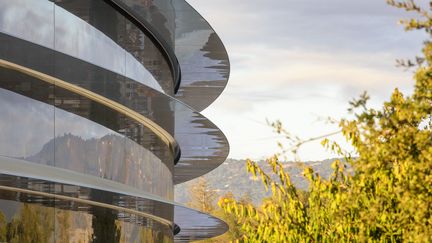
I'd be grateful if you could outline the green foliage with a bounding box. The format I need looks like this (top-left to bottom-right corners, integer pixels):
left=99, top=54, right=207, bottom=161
left=188, top=179, right=247, bottom=242
left=201, top=192, right=249, bottom=243
left=219, top=1, right=432, bottom=242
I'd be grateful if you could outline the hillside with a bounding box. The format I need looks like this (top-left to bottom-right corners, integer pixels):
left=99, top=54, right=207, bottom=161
left=175, top=158, right=339, bottom=205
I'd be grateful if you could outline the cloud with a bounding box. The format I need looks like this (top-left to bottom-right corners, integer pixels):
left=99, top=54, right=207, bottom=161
left=190, top=0, right=426, bottom=52
left=214, top=45, right=414, bottom=111
left=191, top=0, right=426, bottom=160
left=0, top=89, right=113, bottom=158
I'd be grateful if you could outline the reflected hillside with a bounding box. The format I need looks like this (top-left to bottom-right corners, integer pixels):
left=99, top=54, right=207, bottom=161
left=23, top=133, right=172, bottom=198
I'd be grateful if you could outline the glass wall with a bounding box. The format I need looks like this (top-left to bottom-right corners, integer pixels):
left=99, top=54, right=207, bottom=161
left=0, top=72, right=173, bottom=199
left=0, top=0, right=229, bottom=190
left=117, top=0, right=230, bottom=111
left=0, top=0, right=174, bottom=94
left=0, top=194, right=172, bottom=243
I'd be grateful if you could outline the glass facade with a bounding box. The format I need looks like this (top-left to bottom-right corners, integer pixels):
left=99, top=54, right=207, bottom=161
left=0, top=0, right=171, bottom=93
left=0, top=0, right=230, bottom=242
left=0, top=195, right=172, bottom=243
left=115, top=0, right=230, bottom=111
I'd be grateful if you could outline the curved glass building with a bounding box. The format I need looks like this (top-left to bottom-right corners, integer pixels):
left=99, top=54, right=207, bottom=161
left=0, top=0, right=229, bottom=242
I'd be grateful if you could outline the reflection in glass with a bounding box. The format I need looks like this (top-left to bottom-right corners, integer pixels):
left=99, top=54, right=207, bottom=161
left=0, top=84, right=172, bottom=199
left=54, top=0, right=173, bottom=93
left=0, top=1, right=230, bottom=184
left=0, top=0, right=232, bottom=240
left=0, top=0, right=231, bottom=109
left=174, top=103, right=229, bottom=184
left=0, top=0, right=54, bottom=48
left=0, top=200, right=55, bottom=243
left=0, top=89, right=53, bottom=160
left=54, top=3, right=164, bottom=92
left=0, top=34, right=228, bottom=186
left=117, top=0, right=230, bottom=111
left=0, top=197, right=172, bottom=243
left=0, top=0, right=169, bottom=93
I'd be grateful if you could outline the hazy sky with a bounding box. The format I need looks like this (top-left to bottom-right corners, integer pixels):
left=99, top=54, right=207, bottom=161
left=189, top=0, right=427, bottom=161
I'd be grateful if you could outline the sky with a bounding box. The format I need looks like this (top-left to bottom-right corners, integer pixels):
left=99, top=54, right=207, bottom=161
left=188, top=0, right=427, bottom=161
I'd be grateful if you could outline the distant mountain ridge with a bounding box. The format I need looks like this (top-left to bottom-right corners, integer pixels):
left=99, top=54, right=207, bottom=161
left=175, top=158, right=339, bottom=205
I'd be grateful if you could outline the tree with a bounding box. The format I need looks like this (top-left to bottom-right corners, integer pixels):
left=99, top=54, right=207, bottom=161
left=209, top=192, right=248, bottom=243
left=187, top=177, right=217, bottom=213
left=187, top=181, right=246, bottom=243
left=219, top=1, right=432, bottom=242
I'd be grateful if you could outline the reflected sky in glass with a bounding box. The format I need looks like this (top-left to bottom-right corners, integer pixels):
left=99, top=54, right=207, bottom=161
left=0, top=88, right=172, bottom=198
left=0, top=0, right=162, bottom=92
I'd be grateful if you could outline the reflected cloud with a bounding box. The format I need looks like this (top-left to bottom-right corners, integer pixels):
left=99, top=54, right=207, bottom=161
left=0, top=1, right=54, bottom=48
left=0, top=0, right=162, bottom=92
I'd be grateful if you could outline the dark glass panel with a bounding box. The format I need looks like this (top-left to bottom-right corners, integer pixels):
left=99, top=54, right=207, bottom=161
left=0, top=31, right=229, bottom=185
left=0, top=171, right=174, bottom=222
left=115, top=0, right=230, bottom=111
left=0, top=66, right=173, bottom=198
left=0, top=195, right=173, bottom=242
left=0, top=11, right=228, bottom=186
left=174, top=205, right=228, bottom=242
left=54, top=0, right=174, bottom=94
left=0, top=0, right=171, bottom=93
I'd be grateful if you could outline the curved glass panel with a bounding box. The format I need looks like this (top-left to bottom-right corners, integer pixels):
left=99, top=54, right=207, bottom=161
left=174, top=205, right=228, bottom=242
left=0, top=0, right=174, bottom=93
left=0, top=0, right=231, bottom=241
left=0, top=0, right=54, bottom=48
left=0, top=160, right=175, bottom=221
left=0, top=33, right=228, bottom=184
left=0, top=173, right=227, bottom=242
left=116, top=0, right=230, bottom=111
left=174, top=102, right=229, bottom=184
left=54, top=0, right=174, bottom=94
left=0, top=197, right=172, bottom=242
left=0, top=86, right=172, bottom=199
left=0, top=34, right=176, bottom=159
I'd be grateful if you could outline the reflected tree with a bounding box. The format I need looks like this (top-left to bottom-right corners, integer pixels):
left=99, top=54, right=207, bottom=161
left=0, top=211, right=6, bottom=242
left=56, top=209, right=71, bottom=243
left=6, top=204, right=54, bottom=243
